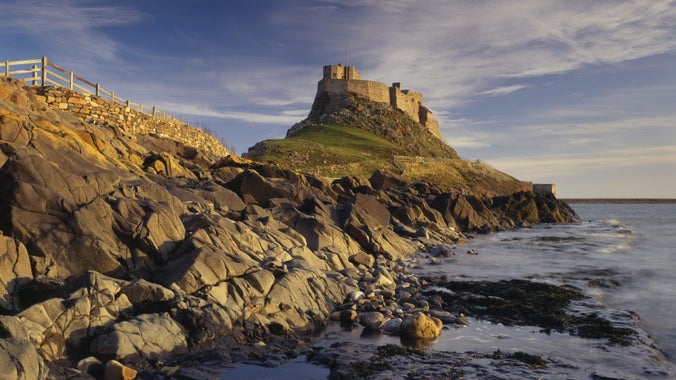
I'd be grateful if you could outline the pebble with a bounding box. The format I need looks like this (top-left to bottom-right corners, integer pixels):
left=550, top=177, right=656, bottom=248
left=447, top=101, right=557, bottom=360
left=383, top=318, right=403, bottom=335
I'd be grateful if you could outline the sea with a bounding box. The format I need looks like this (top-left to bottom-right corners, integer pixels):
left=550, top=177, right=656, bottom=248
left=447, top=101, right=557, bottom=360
left=222, top=202, right=676, bottom=379
left=410, top=201, right=676, bottom=378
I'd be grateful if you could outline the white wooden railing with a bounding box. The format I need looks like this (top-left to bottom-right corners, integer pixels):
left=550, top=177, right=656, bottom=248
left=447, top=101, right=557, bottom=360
left=1, top=56, right=174, bottom=120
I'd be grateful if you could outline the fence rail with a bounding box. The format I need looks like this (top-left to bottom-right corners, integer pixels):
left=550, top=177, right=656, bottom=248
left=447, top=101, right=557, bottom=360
left=1, top=56, right=174, bottom=120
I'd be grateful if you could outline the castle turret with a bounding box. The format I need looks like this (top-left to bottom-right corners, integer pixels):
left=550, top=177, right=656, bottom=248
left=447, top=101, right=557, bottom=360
left=323, top=64, right=361, bottom=80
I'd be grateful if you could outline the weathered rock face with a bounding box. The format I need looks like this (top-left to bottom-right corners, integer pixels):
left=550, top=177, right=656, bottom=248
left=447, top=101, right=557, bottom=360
left=89, top=312, right=188, bottom=362
left=0, top=237, right=32, bottom=313
left=0, top=77, right=578, bottom=376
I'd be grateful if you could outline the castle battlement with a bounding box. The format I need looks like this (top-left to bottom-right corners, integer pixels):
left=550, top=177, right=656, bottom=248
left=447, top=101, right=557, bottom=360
left=318, top=64, right=440, bottom=137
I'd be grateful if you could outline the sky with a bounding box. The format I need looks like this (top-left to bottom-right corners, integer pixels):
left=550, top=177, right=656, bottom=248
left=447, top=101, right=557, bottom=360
left=1, top=0, right=675, bottom=198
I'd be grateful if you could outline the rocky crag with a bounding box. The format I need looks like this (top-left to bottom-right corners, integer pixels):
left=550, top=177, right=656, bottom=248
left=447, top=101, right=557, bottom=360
left=0, top=77, right=576, bottom=378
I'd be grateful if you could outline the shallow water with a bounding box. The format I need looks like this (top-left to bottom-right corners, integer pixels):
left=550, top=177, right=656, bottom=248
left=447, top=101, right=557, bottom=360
left=221, top=355, right=329, bottom=379
left=223, top=203, right=676, bottom=378
left=408, top=202, right=676, bottom=377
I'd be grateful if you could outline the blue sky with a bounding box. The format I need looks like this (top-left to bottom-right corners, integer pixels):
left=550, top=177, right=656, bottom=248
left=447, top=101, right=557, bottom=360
left=1, top=0, right=675, bottom=198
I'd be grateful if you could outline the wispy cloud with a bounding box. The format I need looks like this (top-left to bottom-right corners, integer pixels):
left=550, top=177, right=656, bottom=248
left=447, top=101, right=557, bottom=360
left=490, top=145, right=676, bottom=178
left=0, top=0, right=143, bottom=66
left=480, top=84, right=531, bottom=96
left=158, top=103, right=305, bottom=125
left=277, top=0, right=676, bottom=108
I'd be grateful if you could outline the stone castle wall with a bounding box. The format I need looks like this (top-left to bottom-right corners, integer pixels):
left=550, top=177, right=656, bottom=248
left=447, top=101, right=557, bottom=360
left=31, top=86, right=229, bottom=158
left=390, top=86, right=423, bottom=123
left=319, top=65, right=441, bottom=138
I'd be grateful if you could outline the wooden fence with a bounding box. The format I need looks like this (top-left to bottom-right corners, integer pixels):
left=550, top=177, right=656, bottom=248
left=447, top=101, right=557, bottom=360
left=1, top=56, right=174, bottom=120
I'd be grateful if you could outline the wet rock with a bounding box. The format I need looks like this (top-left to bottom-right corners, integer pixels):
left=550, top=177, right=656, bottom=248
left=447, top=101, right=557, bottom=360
left=400, top=312, right=442, bottom=339
left=383, top=317, right=403, bottom=335
left=341, top=309, right=358, bottom=325
left=359, top=311, right=386, bottom=331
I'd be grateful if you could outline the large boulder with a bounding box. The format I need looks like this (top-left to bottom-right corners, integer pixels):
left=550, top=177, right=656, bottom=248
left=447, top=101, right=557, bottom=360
left=16, top=271, right=133, bottom=361
left=493, top=191, right=578, bottom=224
left=369, top=169, right=409, bottom=191
left=264, top=268, right=356, bottom=333
left=400, top=312, right=443, bottom=339
left=89, top=312, right=188, bottom=362
left=430, top=192, right=499, bottom=233
left=342, top=194, right=416, bottom=260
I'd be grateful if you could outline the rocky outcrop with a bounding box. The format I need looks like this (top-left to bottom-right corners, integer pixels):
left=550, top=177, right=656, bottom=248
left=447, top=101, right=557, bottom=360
left=0, top=77, right=577, bottom=377
left=290, top=95, right=458, bottom=159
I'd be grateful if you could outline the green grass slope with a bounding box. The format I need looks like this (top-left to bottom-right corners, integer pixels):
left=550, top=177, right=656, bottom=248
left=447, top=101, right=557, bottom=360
left=246, top=123, right=531, bottom=197
left=247, top=123, right=405, bottom=178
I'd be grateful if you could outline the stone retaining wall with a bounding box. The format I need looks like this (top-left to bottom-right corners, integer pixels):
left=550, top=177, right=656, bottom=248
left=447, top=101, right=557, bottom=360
left=31, top=86, right=229, bottom=158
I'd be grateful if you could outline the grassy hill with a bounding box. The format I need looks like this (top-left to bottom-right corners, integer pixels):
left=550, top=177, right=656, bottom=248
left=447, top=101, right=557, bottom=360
left=244, top=92, right=533, bottom=196
left=246, top=122, right=531, bottom=197
left=247, top=123, right=404, bottom=178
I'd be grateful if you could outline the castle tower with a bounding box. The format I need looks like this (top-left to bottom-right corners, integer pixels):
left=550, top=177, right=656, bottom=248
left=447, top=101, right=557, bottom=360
left=322, top=64, right=360, bottom=80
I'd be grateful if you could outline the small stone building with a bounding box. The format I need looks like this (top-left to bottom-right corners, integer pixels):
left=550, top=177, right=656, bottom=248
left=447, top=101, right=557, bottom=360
left=533, top=184, right=557, bottom=196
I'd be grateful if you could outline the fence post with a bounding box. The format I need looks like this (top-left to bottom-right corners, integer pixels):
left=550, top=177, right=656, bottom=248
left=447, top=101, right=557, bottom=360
left=152, top=106, right=156, bottom=117
left=69, top=71, right=74, bottom=90
left=111, top=91, right=115, bottom=104
left=95, top=83, right=100, bottom=96
left=32, top=65, right=38, bottom=86
left=4, top=61, right=8, bottom=77
left=41, top=56, right=47, bottom=86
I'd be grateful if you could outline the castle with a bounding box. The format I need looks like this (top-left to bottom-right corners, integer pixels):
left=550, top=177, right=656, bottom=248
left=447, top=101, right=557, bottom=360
left=315, top=64, right=441, bottom=137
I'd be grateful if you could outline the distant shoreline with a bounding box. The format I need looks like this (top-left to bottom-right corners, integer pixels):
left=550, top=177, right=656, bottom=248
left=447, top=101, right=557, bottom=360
left=561, top=198, right=676, bottom=204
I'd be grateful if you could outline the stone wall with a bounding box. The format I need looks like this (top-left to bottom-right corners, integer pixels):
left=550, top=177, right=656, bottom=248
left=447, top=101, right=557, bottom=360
left=318, top=79, right=391, bottom=105
left=31, top=86, right=229, bottom=158
left=316, top=68, right=441, bottom=138
left=390, top=86, right=423, bottom=123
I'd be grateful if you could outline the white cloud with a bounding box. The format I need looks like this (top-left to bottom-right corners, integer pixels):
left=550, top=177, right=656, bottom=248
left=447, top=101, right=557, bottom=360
left=0, top=0, right=143, bottom=65
left=158, top=103, right=305, bottom=125
left=480, top=85, right=531, bottom=96
left=281, top=0, right=676, bottom=109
